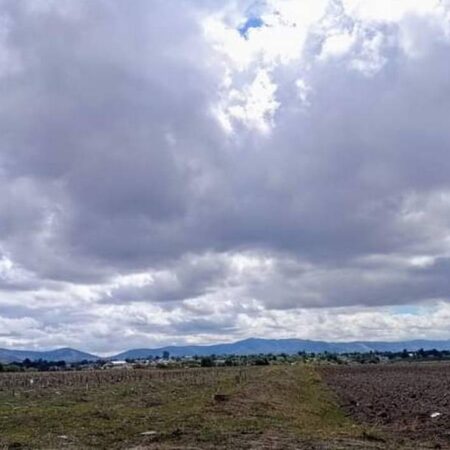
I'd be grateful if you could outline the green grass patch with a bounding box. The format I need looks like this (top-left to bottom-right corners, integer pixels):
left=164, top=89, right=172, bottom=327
left=0, top=366, right=366, bottom=449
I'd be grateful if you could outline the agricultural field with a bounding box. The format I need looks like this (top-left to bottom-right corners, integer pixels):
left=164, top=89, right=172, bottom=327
left=0, top=363, right=448, bottom=449
left=321, top=363, right=450, bottom=449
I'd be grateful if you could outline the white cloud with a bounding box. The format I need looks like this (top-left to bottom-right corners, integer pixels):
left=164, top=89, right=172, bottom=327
left=0, top=0, right=450, bottom=351
left=341, top=0, right=442, bottom=22
left=320, top=31, right=355, bottom=59
left=217, top=69, right=280, bottom=133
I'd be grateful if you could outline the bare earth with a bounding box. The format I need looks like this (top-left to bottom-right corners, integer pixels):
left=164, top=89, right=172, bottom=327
left=321, top=363, right=450, bottom=449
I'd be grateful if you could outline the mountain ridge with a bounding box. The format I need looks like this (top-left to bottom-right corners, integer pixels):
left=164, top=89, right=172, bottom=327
left=1, top=337, right=450, bottom=363
left=0, top=347, right=99, bottom=363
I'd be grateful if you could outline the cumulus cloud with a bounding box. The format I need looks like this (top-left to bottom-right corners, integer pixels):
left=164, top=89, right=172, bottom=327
left=0, top=0, right=449, bottom=352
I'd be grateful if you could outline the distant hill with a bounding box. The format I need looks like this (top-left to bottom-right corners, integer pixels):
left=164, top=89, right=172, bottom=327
left=1, top=338, right=450, bottom=363
left=0, top=347, right=99, bottom=363
left=111, top=337, right=450, bottom=360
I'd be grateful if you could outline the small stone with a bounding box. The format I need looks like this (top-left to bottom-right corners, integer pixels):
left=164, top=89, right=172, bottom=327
left=8, top=443, right=23, bottom=449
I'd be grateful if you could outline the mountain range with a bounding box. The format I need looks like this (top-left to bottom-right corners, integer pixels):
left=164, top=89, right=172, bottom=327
left=0, top=347, right=99, bottom=363
left=1, top=337, right=450, bottom=363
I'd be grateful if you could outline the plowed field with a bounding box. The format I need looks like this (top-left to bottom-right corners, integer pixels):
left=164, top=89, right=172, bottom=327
left=322, top=363, right=450, bottom=449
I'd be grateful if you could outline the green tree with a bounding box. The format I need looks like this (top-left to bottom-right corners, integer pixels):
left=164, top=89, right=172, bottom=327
left=200, top=357, right=214, bottom=367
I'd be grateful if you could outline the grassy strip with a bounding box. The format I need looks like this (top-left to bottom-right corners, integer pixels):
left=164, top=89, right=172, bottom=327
left=0, top=365, right=368, bottom=449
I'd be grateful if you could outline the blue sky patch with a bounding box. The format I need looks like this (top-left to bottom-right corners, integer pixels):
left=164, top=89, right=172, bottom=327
left=238, top=17, right=264, bottom=38
left=391, top=305, right=422, bottom=316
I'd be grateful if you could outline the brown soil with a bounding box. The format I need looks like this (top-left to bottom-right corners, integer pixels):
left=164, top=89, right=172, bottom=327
left=321, top=363, right=450, bottom=449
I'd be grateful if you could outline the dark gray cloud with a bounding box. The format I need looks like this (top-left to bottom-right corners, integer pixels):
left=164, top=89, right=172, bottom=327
left=103, top=254, right=231, bottom=304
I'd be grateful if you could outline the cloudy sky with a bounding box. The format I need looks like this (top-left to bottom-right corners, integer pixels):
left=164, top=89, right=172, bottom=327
left=1, top=0, right=450, bottom=353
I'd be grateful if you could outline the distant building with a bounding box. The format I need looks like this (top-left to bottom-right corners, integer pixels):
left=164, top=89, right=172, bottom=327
left=103, top=360, right=131, bottom=369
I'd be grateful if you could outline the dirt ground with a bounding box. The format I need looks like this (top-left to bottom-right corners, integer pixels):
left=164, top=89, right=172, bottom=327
left=321, top=363, right=450, bottom=449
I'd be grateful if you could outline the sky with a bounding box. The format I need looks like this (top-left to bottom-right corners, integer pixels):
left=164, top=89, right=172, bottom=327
left=1, top=0, right=450, bottom=353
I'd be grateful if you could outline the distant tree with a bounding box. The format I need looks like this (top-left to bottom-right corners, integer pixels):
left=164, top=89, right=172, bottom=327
left=162, top=351, right=170, bottom=360
left=200, top=357, right=214, bottom=367
left=430, top=348, right=441, bottom=358
left=254, top=357, right=270, bottom=366
left=23, top=358, right=32, bottom=368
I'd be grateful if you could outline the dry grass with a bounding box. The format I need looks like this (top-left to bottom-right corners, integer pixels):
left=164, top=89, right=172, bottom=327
left=0, top=365, right=389, bottom=449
